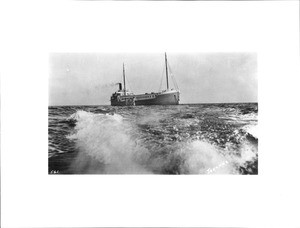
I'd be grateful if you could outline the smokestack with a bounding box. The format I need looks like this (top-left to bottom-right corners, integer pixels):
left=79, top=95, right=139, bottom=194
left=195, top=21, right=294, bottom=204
left=118, top=83, right=122, bottom=91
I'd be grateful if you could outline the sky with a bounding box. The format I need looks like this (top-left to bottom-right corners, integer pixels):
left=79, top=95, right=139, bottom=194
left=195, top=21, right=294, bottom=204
left=49, top=52, right=257, bottom=105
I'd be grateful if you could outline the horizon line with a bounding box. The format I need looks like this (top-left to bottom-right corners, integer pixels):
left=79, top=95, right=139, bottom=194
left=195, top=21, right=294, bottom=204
left=49, top=101, right=258, bottom=107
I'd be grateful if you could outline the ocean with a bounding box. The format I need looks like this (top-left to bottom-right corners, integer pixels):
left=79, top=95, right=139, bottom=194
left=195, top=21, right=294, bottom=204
left=48, top=103, right=258, bottom=174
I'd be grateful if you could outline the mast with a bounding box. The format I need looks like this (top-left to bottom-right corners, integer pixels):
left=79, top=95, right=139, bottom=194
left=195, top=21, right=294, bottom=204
left=123, top=63, right=126, bottom=95
left=165, top=53, right=169, bottom=90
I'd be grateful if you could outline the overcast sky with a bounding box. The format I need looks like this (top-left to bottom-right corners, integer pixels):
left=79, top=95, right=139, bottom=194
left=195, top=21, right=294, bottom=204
left=49, top=53, right=257, bottom=106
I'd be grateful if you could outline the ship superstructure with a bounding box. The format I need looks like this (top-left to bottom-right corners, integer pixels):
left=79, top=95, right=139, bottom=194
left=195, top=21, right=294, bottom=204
left=110, top=53, right=180, bottom=106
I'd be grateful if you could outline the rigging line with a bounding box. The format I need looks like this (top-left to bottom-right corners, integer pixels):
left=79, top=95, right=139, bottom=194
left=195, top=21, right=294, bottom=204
left=171, top=74, right=178, bottom=90
left=171, top=69, right=179, bottom=90
left=158, top=66, right=165, bottom=92
left=167, top=62, right=173, bottom=88
left=172, top=73, right=179, bottom=90
left=168, top=62, right=179, bottom=90
left=174, top=74, right=179, bottom=90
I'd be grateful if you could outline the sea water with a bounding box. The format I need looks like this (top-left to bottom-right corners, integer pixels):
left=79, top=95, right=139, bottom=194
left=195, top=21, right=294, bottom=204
left=48, top=103, right=258, bottom=174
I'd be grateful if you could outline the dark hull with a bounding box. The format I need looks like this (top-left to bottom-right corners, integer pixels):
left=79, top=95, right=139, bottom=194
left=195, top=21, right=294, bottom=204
left=111, top=91, right=180, bottom=106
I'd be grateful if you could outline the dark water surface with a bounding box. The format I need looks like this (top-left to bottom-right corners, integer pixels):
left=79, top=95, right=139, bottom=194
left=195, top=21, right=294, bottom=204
left=49, top=103, right=258, bottom=174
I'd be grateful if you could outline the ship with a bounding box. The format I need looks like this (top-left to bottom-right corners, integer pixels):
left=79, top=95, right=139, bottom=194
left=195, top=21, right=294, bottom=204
left=110, top=53, right=180, bottom=106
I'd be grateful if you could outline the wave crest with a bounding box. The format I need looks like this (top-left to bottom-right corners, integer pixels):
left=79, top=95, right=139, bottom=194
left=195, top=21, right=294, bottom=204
left=67, top=110, right=151, bottom=174
left=66, top=110, right=257, bottom=174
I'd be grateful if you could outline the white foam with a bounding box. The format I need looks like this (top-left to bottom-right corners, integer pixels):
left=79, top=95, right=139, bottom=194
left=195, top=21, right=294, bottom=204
left=66, top=110, right=257, bottom=174
left=243, top=124, right=258, bottom=138
left=178, top=139, right=257, bottom=174
left=67, top=110, right=151, bottom=174
left=178, top=140, right=235, bottom=174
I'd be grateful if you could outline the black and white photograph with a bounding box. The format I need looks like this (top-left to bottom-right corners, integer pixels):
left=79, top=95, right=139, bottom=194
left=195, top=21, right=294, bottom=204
left=49, top=52, right=258, bottom=174
left=2, top=0, right=300, bottom=227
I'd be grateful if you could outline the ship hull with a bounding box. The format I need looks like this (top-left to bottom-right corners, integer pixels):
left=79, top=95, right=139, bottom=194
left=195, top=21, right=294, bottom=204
left=111, top=91, right=180, bottom=106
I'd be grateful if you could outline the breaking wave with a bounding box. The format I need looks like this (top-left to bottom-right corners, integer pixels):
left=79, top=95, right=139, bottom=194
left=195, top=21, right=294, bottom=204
left=66, top=110, right=257, bottom=174
left=67, top=110, right=151, bottom=174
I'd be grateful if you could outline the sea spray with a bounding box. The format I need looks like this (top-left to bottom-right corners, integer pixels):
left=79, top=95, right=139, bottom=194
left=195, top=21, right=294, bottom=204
left=174, top=138, right=257, bottom=174
left=49, top=103, right=258, bottom=174
left=66, top=110, right=258, bottom=174
left=178, top=140, right=233, bottom=174
left=67, top=110, right=151, bottom=174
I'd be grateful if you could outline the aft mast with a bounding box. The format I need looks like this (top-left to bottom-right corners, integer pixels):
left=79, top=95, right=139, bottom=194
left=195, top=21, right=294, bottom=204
left=123, top=63, right=126, bottom=95
left=165, top=53, right=169, bottom=90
